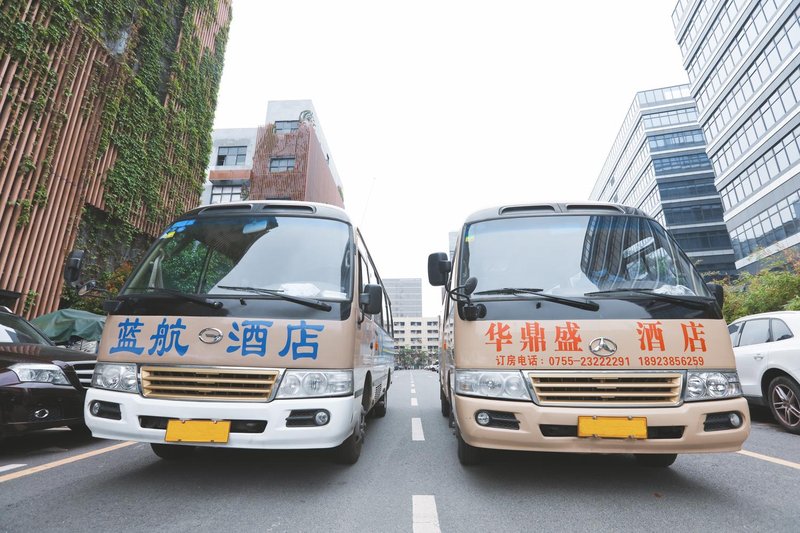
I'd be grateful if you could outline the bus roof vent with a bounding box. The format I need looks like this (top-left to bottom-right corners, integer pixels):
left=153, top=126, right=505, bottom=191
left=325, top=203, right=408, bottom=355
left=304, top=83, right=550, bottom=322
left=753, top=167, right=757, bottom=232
left=261, top=204, right=316, bottom=214
left=498, top=205, right=557, bottom=216
left=198, top=203, right=254, bottom=215
left=564, top=204, right=626, bottom=214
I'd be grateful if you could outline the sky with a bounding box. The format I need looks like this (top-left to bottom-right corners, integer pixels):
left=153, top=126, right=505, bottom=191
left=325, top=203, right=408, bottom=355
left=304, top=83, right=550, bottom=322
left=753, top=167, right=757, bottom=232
left=212, top=0, right=691, bottom=317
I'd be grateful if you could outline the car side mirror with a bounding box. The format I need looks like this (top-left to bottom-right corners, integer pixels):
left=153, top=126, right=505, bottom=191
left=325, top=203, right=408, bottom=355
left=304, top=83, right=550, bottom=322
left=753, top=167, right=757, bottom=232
left=427, top=252, right=451, bottom=286
left=77, top=280, right=108, bottom=297
left=359, top=284, right=383, bottom=315
left=707, top=283, right=724, bottom=308
left=64, top=250, right=85, bottom=287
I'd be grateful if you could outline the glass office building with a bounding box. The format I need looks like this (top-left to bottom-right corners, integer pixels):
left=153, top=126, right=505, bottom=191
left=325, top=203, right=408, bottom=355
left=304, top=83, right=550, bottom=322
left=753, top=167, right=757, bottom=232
left=673, top=0, right=800, bottom=270
left=590, top=85, right=736, bottom=276
left=383, top=278, right=423, bottom=317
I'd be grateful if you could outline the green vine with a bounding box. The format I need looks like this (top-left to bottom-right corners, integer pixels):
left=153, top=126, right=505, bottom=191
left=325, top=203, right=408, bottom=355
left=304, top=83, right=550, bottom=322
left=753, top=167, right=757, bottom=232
left=23, top=290, right=39, bottom=315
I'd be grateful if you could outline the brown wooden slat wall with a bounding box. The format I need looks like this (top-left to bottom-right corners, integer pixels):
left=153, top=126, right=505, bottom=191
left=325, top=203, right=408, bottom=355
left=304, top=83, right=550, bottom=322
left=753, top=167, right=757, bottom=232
left=0, top=1, right=230, bottom=317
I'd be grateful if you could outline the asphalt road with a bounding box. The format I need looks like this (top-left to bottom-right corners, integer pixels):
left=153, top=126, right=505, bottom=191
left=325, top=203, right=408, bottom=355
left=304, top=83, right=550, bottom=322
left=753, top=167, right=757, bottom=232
left=1, top=370, right=798, bottom=532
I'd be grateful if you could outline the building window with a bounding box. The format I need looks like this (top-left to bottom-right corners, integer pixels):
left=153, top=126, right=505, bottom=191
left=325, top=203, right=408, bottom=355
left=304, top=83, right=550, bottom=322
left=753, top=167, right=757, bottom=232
left=216, top=146, right=246, bottom=166
left=270, top=157, right=296, bottom=172
left=210, top=184, right=242, bottom=204
left=275, top=120, right=300, bottom=134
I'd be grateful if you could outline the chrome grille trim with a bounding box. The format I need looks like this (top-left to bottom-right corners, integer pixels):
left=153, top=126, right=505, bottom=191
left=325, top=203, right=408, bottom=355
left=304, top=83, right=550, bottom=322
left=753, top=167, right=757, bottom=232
left=69, top=360, right=96, bottom=388
left=528, top=371, right=683, bottom=407
left=141, top=366, right=281, bottom=402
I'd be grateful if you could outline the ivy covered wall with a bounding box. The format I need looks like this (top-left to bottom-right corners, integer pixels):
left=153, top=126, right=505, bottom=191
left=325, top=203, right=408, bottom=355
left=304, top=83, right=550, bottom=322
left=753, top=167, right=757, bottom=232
left=0, top=0, right=231, bottom=316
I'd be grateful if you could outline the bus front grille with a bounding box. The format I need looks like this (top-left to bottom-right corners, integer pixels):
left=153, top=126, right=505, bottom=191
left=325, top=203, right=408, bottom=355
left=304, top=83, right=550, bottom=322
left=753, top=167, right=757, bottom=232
left=528, top=372, right=683, bottom=407
left=141, top=366, right=280, bottom=401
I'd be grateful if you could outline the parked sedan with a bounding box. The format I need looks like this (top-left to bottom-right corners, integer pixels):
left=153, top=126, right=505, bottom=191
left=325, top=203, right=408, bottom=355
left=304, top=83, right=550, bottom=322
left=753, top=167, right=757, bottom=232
left=0, top=307, right=96, bottom=441
left=729, top=311, right=800, bottom=434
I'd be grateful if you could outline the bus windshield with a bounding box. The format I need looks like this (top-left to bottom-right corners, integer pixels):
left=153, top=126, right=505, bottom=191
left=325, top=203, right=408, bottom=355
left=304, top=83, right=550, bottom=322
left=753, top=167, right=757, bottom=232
left=460, top=214, right=711, bottom=298
left=123, top=215, right=353, bottom=301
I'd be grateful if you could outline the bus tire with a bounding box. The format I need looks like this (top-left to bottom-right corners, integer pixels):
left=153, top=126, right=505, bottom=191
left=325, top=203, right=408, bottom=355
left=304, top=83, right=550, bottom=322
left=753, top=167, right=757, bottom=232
left=457, top=430, right=482, bottom=466
left=372, top=389, right=387, bottom=418
left=334, top=405, right=366, bottom=465
left=151, top=443, right=196, bottom=460
left=440, top=388, right=451, bottom=417
left=634, top=453, right=677, bottom=468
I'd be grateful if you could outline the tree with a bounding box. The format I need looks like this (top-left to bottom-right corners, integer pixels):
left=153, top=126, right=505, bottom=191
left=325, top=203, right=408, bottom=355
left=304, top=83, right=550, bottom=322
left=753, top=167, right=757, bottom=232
left=716, top=250, right=800, bottom=322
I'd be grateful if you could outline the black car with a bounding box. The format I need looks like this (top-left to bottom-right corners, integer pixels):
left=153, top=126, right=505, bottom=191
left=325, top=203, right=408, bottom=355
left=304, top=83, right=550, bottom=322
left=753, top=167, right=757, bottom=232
left=0, top=307, right=96, bottom=441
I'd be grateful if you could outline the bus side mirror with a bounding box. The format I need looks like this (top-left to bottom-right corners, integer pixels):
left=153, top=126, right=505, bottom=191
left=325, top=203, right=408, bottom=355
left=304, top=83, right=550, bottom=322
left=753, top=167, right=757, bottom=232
left=707, top=283, right=724, bottom=308
left=428, top=252, right=451, bottom=286
left=64, top=250, right=85, bottom=287
left=360, top=284, right=383, bottom=315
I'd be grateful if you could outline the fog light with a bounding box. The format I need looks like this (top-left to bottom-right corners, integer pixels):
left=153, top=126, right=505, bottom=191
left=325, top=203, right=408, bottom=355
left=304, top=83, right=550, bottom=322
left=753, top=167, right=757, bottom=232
left=729, top=412, right=742, bottom=428
left=314, top=411, right=330, bottom=426
left=90, top=401, right=101, bottom=416
left=476, top=411, right=491, bottom=426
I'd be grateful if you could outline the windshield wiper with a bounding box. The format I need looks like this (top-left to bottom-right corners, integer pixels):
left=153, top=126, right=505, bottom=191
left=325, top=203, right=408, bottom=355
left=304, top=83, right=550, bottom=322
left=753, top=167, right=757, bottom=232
left=217, top=285, right=332, bottom=311
left=118, top=287, right=223, bottom=309
left=474, top=288, right=599, bottom=311
left=583, top=289, right=714, bottom=310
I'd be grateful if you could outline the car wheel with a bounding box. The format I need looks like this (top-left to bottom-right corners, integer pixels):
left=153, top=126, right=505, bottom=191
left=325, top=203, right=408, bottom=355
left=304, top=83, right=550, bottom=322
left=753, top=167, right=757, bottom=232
left=151, top=443, right=196, bottom=460
left=457, top=430, right=481, bottom=466
left=440, top=388, right=450, bottom=417
left=767, top=376, right=800, bottom=434
left=634, top=453, right=677, bottom=468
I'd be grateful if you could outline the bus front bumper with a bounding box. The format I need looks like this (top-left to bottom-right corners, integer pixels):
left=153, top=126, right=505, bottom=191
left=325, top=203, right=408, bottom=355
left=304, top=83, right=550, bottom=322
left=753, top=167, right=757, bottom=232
left=84, top=388, right=358, bottom=449
left=455, top=395, right=750, bottom=454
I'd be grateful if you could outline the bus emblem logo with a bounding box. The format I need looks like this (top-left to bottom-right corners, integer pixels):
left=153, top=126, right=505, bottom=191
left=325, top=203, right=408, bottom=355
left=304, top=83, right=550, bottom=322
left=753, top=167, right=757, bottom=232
left=589, top=337, right=617, bottom=357
left=199, top=328, right=223, bottom=344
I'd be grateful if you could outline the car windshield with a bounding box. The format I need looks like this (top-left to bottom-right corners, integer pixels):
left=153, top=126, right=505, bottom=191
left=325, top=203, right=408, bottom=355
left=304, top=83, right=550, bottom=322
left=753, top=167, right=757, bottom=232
left=460, top=214, right=710, bottom=298
left=123, top=215, right=353, bottom=301
left=0, top=313, right=52, bottom=344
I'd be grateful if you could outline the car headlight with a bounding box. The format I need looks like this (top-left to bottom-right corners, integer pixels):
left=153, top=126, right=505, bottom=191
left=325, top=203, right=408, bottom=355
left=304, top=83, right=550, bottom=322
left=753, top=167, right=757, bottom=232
left=92, top=363, right=139, bottom=393
left=276, top=370, right=353, bottom=399
left=10, top=363, right=70, bottom=385
left=684, top=371, right=742, bottom=401
left=455, top=370, right=531, bottom=401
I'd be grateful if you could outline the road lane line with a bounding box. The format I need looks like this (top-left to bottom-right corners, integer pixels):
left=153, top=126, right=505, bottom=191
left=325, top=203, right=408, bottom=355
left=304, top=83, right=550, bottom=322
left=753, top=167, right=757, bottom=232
left=0, top=441, right=136, bottom=483
left=738, top=449, right=800, bottom=471
left=0, top=464, right=26, bottom=474
left=412, top=417, right=425, bottom=441
left=411, top=388, right=416, bottom=394
left=411, top=398, right=418, bottom=406
left=412, top=495, right=441, bottom=533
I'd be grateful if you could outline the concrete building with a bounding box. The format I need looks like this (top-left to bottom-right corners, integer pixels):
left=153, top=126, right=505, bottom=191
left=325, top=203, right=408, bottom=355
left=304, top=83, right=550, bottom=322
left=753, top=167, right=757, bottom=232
left=590, top=85, right=736, bottom=276
left=203, top=100, right=344, bottom=208
left=383, top=278, right=423, bottom=317
left=673, top=0, right=800, bottom=271
left=392, top=316, right=440, bottom=355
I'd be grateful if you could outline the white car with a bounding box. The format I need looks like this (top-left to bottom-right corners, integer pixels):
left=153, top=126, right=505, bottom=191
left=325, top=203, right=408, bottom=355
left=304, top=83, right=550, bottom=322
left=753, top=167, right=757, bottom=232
left=729, top=311, right=800, bottom=434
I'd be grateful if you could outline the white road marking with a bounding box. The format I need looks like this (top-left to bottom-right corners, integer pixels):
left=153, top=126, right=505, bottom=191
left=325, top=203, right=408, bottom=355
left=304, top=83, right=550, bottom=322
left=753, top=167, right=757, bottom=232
left=411, top=388, right=416, bottom=394
left=412, top=417, right=425, bottom=441
left=738, top=449, right=800, bottom=471
left=412, top=495, right=441, bottom=533
left=411, top=397, right=418, bottom=406
left=0, top=464, right=26, bottom=474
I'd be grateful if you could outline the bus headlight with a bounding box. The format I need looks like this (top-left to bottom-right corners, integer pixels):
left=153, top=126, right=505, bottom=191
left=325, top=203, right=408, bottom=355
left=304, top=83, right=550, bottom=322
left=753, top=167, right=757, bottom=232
left=684, top=371, right=741, bottom=401
left=455, top=370, right=531, bottom=401
left=276, top=370, right=353, bottom=398
left=92, top=363, right=139, bottom=393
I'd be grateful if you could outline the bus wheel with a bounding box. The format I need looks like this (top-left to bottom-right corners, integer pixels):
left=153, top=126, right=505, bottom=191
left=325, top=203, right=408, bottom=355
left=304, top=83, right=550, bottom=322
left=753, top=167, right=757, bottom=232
left=440, top=388, right=451, bottom=417
left=334, top=406, right=367, bottom=464
left=372, top=389, right=388, bottom=418
left=457, top=430, right=482, bottom=466
left=634, top=453, right=677, bottom=468
left=151, top=443, right=196, bottom=460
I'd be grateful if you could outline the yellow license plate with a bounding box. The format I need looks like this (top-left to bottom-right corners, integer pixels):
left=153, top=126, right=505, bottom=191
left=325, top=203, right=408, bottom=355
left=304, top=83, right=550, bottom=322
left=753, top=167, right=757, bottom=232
left=165, top=419, right=231, bottom=443
left=578, top=416, right=647, bottom=439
